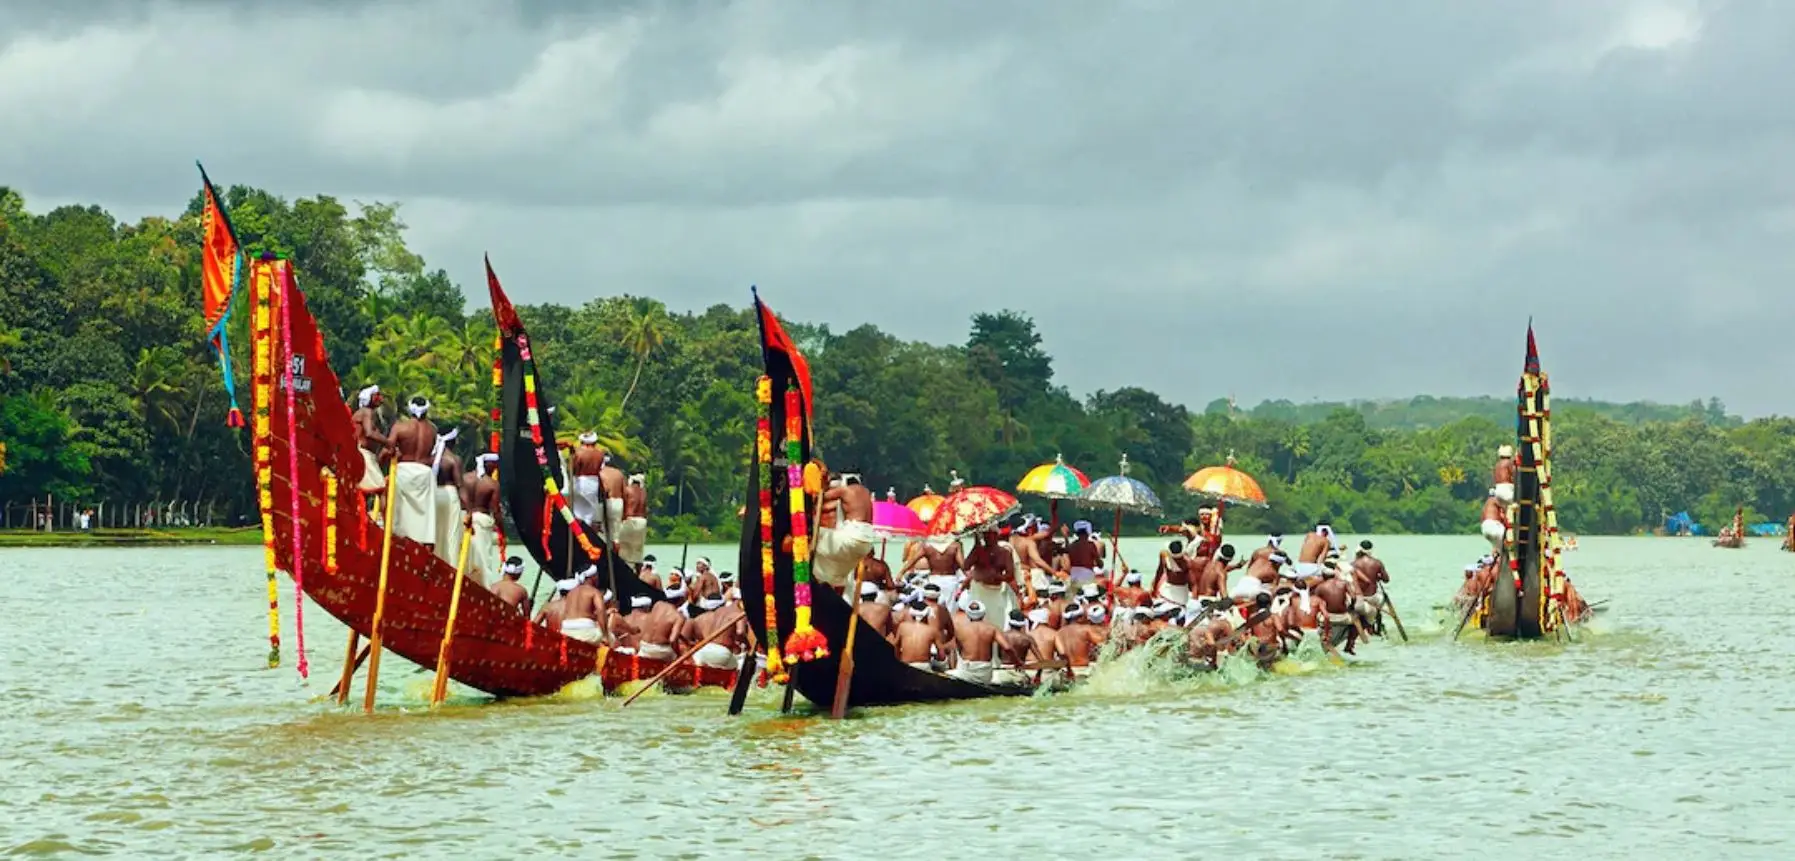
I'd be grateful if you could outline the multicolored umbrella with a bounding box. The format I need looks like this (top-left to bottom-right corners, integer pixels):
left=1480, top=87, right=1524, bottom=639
left=906, top=485, right=945, bottom=523
left=1016, top=454, right=1091, bottom=499
left=1182, top=456, right=1267, bottom=508
left=871, top=500, right=928, bottom=539
left=926, top=486, right=1020, bottom=536
left=1078, top=454, right=1162, bottom=515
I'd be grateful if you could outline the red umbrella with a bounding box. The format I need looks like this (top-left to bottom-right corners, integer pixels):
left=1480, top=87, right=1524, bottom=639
left=926, top=486, right=1020, bottom=537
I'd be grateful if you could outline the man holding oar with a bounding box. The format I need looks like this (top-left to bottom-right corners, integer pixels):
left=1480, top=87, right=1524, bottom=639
left=463, top=454, right=502, bottom=586
left=491, top=557, right=530, bottom=616
left=387, top=397, right=440, bottom=551
left=1350, top=540, right=1392, bottom=637
left=679, top=593, right=747, bottom=669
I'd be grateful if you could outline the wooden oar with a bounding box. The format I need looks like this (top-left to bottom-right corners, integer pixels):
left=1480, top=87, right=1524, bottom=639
left=333, top=629, right=361, bottom=705
left=727, top=630, right=759, bottom=716
left=429, top=523, right=477, bottom=706
left=1451, top=593, right=1483, bottom=641
left=327, top=641, right=372, bottom=703
left=1380, top=588, right=1409, bottom=642
left=362, top=458, right=400, bottom=714
left=829, top=560, right=868, bottom=719
left=620, top=610, right=747, bottom=707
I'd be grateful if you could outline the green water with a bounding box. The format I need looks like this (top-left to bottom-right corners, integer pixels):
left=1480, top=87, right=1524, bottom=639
left=2, top=536, right=1790, bottom=858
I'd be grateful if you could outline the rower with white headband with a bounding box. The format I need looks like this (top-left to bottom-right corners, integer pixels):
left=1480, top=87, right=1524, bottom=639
left=1293, top=518, right=1335, bottom=579
left=948, top=600, right=999, bottom=684
left=894, top=597, right=943, bottom=672
left=558, top=565, right=610, bottom=645
left=683, top=581, right=749, bottom=669
left=491, top=556, right=531, bottom=617
left=632, top=589, right=683, bottom=661
left=990, top=609, right=1036, bottom=686
left=1492, top=444, right=1516, bottom=504
left=615, top=472, right=650, bottom=564
left=1058, top=602, right=1108, bottom=681
left=385, top=396, right=441, bottom=549
left=462, top=453, right=503, bottom=585
left=350, top=384, right=390, bottom=494
left=429, top=425, right=465, bottom=568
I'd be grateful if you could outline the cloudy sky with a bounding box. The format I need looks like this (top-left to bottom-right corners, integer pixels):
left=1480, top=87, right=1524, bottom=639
left=5, top=0, right=1791, bottom=414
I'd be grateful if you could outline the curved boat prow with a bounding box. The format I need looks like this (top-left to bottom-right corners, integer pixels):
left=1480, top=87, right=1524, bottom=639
left=485, top=258, right=662, bottom=608
left=737, top=289, right=1028, bottom=710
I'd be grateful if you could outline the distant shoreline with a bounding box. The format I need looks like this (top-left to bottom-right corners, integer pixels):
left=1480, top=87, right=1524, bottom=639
left=0, top=528, right=266, bottom=548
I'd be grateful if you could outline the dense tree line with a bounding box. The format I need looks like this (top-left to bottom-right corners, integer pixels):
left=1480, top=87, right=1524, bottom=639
left=3, top=186, right=1791, bottom=537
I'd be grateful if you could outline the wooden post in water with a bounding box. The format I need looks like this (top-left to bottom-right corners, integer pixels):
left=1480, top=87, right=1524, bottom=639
left=430, top=523, right=477, bottom=706
left=829, top=559, right=868, bottom=719
left=362, top=459, right=401, bottom=714
left=334, top=629, right=360, bottom=705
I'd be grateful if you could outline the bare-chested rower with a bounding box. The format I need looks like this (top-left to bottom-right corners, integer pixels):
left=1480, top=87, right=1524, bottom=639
left=1012, top=518, right=1055, bottom=597
left=681, top=594, right=746, bottom=670
left=351, top=385, right=390, bottom=494
left=949, top=601, right=1001, bottom=684
left=895, top=602, right=944, bottom=671
left=690, top=557, right=722, bottom=603
left=993, top=609, right=1041, bottom=684
left=1057, top=604, right=1108, bottom=678
left=857, top=549, right=895, bottom=599
left=1295, top=519, right=1334, bottom=579
left=388, top=397, right=440, bottom=550
left=1312, top=569, right=1360, bottom=654
left=1155, top=540, right=1192, bottom=605
left=559, top=570, right=608, bottom=644
left=1481, top=491, right=1507, bottom=553
left=632, top=593, right=684, bottom=661
left=1249, top=534, right=1283, bottom=567
left=1204, top=544, right=1241, bottom=595
left=905, top=538, right=964, bottom=599
left=491, top=556, right=531, bottom=616
left=854, top=580, right=897, bottom=642
left=607, top=596, right=641, bottom=651
left=1351, top=540, right=1391, bottom=634
left=534, top=579, right=573, bottom=629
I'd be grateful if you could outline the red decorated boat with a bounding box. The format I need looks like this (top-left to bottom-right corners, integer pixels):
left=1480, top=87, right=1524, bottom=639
left=249, top=255, right=734, bottom=699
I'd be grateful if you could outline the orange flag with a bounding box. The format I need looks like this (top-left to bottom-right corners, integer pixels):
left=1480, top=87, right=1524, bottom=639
left=197, top=162, right=246, bottom=427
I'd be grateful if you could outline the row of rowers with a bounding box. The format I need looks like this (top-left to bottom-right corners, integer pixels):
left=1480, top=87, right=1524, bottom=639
left=531, top=556, right=752, bottom=671
left=845, top=519, right=1400, bottom=684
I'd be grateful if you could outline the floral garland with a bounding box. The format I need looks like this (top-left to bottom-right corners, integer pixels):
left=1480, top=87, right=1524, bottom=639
left=250, top=260, right=280, bottom=669
left=489, top=333, right=506, bottom=561
left=322, top=468, right=339, bottom=575
left=517, top=336, right=604, bottom=564
left=278, top=266, right=309, bottom=679
left=782, top=386, right=827, bottom=663
left=755, top=376, right=785, bottom=684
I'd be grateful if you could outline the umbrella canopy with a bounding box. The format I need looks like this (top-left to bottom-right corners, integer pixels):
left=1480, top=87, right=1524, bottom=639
left=1016, top=454, right=1090, bottom=499
left=871, top=500, right=928, bottom=538
left=926, top=486, right=1020, bottom=536
left=1078, top=454, right=1162, bottom=514
left=906, top=485, right=946, bottom=523
left=1183, top=456, right=1267, bottom=508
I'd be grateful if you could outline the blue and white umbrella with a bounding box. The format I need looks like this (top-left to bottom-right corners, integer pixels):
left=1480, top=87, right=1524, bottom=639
left=1078, top=455, right=1162, bottom=515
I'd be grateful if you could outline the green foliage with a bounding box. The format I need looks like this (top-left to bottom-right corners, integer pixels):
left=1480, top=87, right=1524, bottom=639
left=1, top=187, right=1785, bottom=538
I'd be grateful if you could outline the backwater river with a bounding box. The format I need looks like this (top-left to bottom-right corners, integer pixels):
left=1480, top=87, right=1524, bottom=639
left=2, top=536, right=1790, bottom=858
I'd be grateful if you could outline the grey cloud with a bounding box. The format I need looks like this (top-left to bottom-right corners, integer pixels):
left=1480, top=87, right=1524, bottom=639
left=4, top=0, right=1793, bottom=415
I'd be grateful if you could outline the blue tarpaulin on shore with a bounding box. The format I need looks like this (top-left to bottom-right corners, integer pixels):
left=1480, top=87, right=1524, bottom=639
left=1665, top=511, right=1703, bottom=536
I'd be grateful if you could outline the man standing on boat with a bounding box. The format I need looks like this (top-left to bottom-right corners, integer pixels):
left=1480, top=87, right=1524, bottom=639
left=352, top=385, right=390, bottom=493
left=1065, top=521, right=1103, bottom=587
left=568, top=432, right=606, bottom=529
left=1492, top=444, right=1515, bottom=504
left=615, top=473, right=649, bottom=564
left=1155, top=540, right=1193, bottom=606
left=964, top=528, right=1020, bottom=619
left=814, top=466, right=877, bottom=590
left=463, top=453, right=502, bottom=586
left=387, top=397, right=440, bottom=550
left=1480, top=490, right=1507, bottom=553
left=431, top=427, right=464, bottom=567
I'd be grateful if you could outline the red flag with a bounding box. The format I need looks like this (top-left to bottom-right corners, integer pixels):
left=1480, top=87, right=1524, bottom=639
left=753, top=289, right=814, bottom=419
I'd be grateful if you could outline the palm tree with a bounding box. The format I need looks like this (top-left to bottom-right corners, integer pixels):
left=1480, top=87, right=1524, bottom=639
left=132, top=346, right=189, bottom=431
left=617, top=297, right=670, bottom=412
left=557, top=386, right=643, bottom=462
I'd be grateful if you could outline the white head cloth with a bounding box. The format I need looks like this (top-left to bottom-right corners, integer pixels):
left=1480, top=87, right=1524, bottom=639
left=358, top=385, right=380, bottom=407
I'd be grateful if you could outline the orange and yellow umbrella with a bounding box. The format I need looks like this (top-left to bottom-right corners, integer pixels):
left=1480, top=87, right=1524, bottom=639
left=1182, top=458, right=1267, bottom=508
left=906, top=485, right=946, bottom=523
